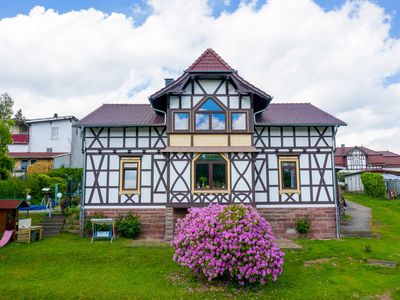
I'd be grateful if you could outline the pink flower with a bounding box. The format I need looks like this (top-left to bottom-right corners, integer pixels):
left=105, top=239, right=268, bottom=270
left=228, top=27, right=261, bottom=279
left=171, top=204, right=285, bottom=285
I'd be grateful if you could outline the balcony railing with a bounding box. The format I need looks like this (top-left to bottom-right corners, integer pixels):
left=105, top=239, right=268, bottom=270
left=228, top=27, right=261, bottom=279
left=12, top=134, right=29, bottom=144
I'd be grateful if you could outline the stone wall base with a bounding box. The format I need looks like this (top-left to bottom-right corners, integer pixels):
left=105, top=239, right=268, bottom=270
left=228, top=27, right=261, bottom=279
left=83, top=206, right=337, bottom=240
left=258, top=207, right=337, bottom=239
left=84, top=209, right=165, bottom=240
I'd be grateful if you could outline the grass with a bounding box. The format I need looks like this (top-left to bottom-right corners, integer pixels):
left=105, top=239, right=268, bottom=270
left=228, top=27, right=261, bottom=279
left=0, top=193, right=399, bottom=299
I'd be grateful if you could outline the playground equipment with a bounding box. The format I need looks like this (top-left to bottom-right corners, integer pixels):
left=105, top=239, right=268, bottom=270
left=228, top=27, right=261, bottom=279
left=17, top=218, right=42, bottom=243
left=19, top=188, right=54, bottom=217
left=0, top=230, right=13, bottom=247
left=91, top=218, right=115, bottom=243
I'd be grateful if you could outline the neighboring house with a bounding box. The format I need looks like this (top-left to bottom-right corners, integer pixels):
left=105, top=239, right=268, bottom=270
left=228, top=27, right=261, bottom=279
left=335, top=145, right=400, bottom=171
left=78, top=49, right=346, bottom=240
left=8, top=114, right=83, bottom=173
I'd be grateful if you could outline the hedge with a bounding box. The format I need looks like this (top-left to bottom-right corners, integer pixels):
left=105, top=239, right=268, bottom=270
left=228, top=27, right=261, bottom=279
left=0, top=174, right=67, bottom=203
left=360, top=172, right=386, bottom=198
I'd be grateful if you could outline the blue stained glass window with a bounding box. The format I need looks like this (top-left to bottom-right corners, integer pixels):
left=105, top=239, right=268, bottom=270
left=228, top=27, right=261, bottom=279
left=174, top=112, right=189, bottom=130
left=195, top=113, right=209, bottom=130
left=211, top=113, right=225, bottom=130
left=232, top=112, right=247, bottom=130
left=198, top=98, right=223, bottom=111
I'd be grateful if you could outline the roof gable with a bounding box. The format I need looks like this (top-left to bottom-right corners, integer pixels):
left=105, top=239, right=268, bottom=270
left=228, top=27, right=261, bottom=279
left=187, top=48, right=233, bottom=72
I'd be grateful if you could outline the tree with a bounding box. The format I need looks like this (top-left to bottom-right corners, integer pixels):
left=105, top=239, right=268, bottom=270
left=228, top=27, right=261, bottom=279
left=0, top=93, right=14, bottom=120
left=0, top=93, right=14, bottom=179
left=14, top=109, right=25, bottom=121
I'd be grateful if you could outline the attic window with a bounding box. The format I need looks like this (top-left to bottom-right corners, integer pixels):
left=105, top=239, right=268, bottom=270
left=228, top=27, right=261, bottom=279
left=195, top=98, right=226, bottom=131
left=174, top=112, right=189, bottom=131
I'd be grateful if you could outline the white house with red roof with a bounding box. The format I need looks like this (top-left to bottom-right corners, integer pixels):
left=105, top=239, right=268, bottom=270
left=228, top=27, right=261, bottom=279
left=8, top=114, right=82, bottom=172
left=78, top=49, right=346, bottom=240
left=335, top=145, right=400, bottom=171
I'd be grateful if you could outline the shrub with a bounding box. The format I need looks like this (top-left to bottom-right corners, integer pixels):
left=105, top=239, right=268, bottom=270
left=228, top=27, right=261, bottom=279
left=63, top=206, right=80, bottom=217
left=0, top=177, right=27, bottom=199
left=172, top=204, right=285, bottom=285
left=361, top=172, right=386, bottom=198
left=336, top=172, right=345, bottom=183
left=296, top=217, right=311, bottom=234
left=115, top=214, right=141, bottom=239
left=27, top=160, right=53, bottom=174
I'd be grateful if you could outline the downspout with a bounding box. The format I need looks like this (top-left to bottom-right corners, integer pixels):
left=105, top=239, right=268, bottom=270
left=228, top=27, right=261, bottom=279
left=253, top=96, right=273, bottom=125
left=149, top=98, right=167, bottom=125
left=80, top=127, right=86, bottom=238
left=331, top=125, right=340, bottom=239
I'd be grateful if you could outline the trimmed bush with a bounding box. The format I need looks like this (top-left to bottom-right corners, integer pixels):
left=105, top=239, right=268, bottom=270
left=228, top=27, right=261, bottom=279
left=172, top=204, right=284, bottom=285
left=361, top=172, right=386, bottom=198
left=115, top=214, right=141, bottom=239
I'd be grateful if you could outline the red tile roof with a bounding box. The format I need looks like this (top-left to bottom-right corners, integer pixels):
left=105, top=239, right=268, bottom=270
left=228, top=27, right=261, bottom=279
left=255, top=103, right=346, bottom=126
left=8, top=152, right=69, bottom=158
left=78, top=104, right=165, bottom=127
left=78, top=103, right=344, bottom=127
left=187, top=48, right=234, bottom=72
left=335, top=146, right=400, bottom=168
left=0, top=199, right=29, bottom=209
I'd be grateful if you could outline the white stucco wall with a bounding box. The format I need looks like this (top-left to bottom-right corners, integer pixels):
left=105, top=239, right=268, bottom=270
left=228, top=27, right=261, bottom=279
left=28, top=119, right=74, bottom=152
left=8, top=144, right=29, bottom=152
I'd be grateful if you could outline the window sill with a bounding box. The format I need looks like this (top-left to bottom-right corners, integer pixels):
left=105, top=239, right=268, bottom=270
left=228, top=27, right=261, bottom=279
left=192, top=190, right=230, bottom=194
left=119, top=190, right=140, bottom=196
left=279, top=189, right=301, bottom=195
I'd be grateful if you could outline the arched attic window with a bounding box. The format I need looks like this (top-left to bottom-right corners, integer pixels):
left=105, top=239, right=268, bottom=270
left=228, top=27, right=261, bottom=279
left=194, top=98, right=226, bottom=131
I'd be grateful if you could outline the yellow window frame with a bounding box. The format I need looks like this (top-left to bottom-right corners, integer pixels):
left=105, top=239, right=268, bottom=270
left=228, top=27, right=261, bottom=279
left=278, top=156, right=301, bottom=194
left=191, top=153, right=231, bottom=194
left=119, top=157, right=141, bottom=195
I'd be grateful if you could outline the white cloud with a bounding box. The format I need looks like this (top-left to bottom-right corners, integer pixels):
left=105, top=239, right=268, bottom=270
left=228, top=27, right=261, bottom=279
left=0, top=0, right=399, bottom=152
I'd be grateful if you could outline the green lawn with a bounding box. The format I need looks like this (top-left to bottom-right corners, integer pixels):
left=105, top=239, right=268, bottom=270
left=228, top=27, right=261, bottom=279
left=0, top=194, right=399, bottom=299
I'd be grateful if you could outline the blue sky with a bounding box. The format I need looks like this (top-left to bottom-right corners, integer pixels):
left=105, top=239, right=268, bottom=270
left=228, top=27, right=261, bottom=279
left=0, top=1, right=399, bottom=36
left=0, top=0, right=399, bottom=151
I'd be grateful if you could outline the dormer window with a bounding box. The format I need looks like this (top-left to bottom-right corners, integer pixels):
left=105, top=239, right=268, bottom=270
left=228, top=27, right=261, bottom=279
left=195, top=98, right=226, bottom=131
left=173, top=112, right=189, bottom=131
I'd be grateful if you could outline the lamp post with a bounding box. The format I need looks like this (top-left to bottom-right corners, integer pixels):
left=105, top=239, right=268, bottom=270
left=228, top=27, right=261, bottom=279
left=26, top=195, right=32, bottom=217
left=57, top=192, right=63, bottom=213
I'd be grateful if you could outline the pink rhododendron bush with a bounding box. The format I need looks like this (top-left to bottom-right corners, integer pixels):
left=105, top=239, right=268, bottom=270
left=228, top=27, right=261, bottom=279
left=172, top=204, right=285, bottom=285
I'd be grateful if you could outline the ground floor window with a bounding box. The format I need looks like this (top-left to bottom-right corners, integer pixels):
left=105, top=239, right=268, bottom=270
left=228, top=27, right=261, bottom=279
left=278, top=156, right=300, bottom=194
left=21, top=160, right=28, bottom=171
left=119, top=157, right=141, bottom=194
left=192, top=153, right=230, bottom=193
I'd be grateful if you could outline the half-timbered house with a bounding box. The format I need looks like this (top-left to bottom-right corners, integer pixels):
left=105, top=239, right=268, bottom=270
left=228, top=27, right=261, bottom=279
left=78, top=49, right=346, bottom=240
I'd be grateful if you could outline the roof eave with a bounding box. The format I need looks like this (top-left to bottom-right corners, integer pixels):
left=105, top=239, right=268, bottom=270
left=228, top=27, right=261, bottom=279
left=254, top=123, right=347, bottom=127
left=76, top=123, right=166, bottom=128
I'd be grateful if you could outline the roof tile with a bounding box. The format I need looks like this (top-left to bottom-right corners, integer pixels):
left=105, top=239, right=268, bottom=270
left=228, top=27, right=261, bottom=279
left=187, top=48, right=233, bottom=72
left=77, top=104, right=165, bottom=127
left=256, top=103, right=346, bottom=126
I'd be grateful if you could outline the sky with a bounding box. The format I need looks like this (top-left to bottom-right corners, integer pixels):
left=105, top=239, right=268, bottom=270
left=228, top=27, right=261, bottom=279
left=0, top=0, right=399, bottom=152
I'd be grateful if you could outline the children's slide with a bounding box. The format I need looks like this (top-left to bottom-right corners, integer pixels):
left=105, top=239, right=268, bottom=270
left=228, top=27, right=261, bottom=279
left=0, top=230, right=13, bottom=248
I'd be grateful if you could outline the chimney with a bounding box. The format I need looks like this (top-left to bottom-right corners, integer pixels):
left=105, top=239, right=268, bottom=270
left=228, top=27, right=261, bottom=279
left=341, top=144, right=345, bottom=148
left=164, top=78, right=174, bottom=86
left=54, top=113, right=58, bottom=118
